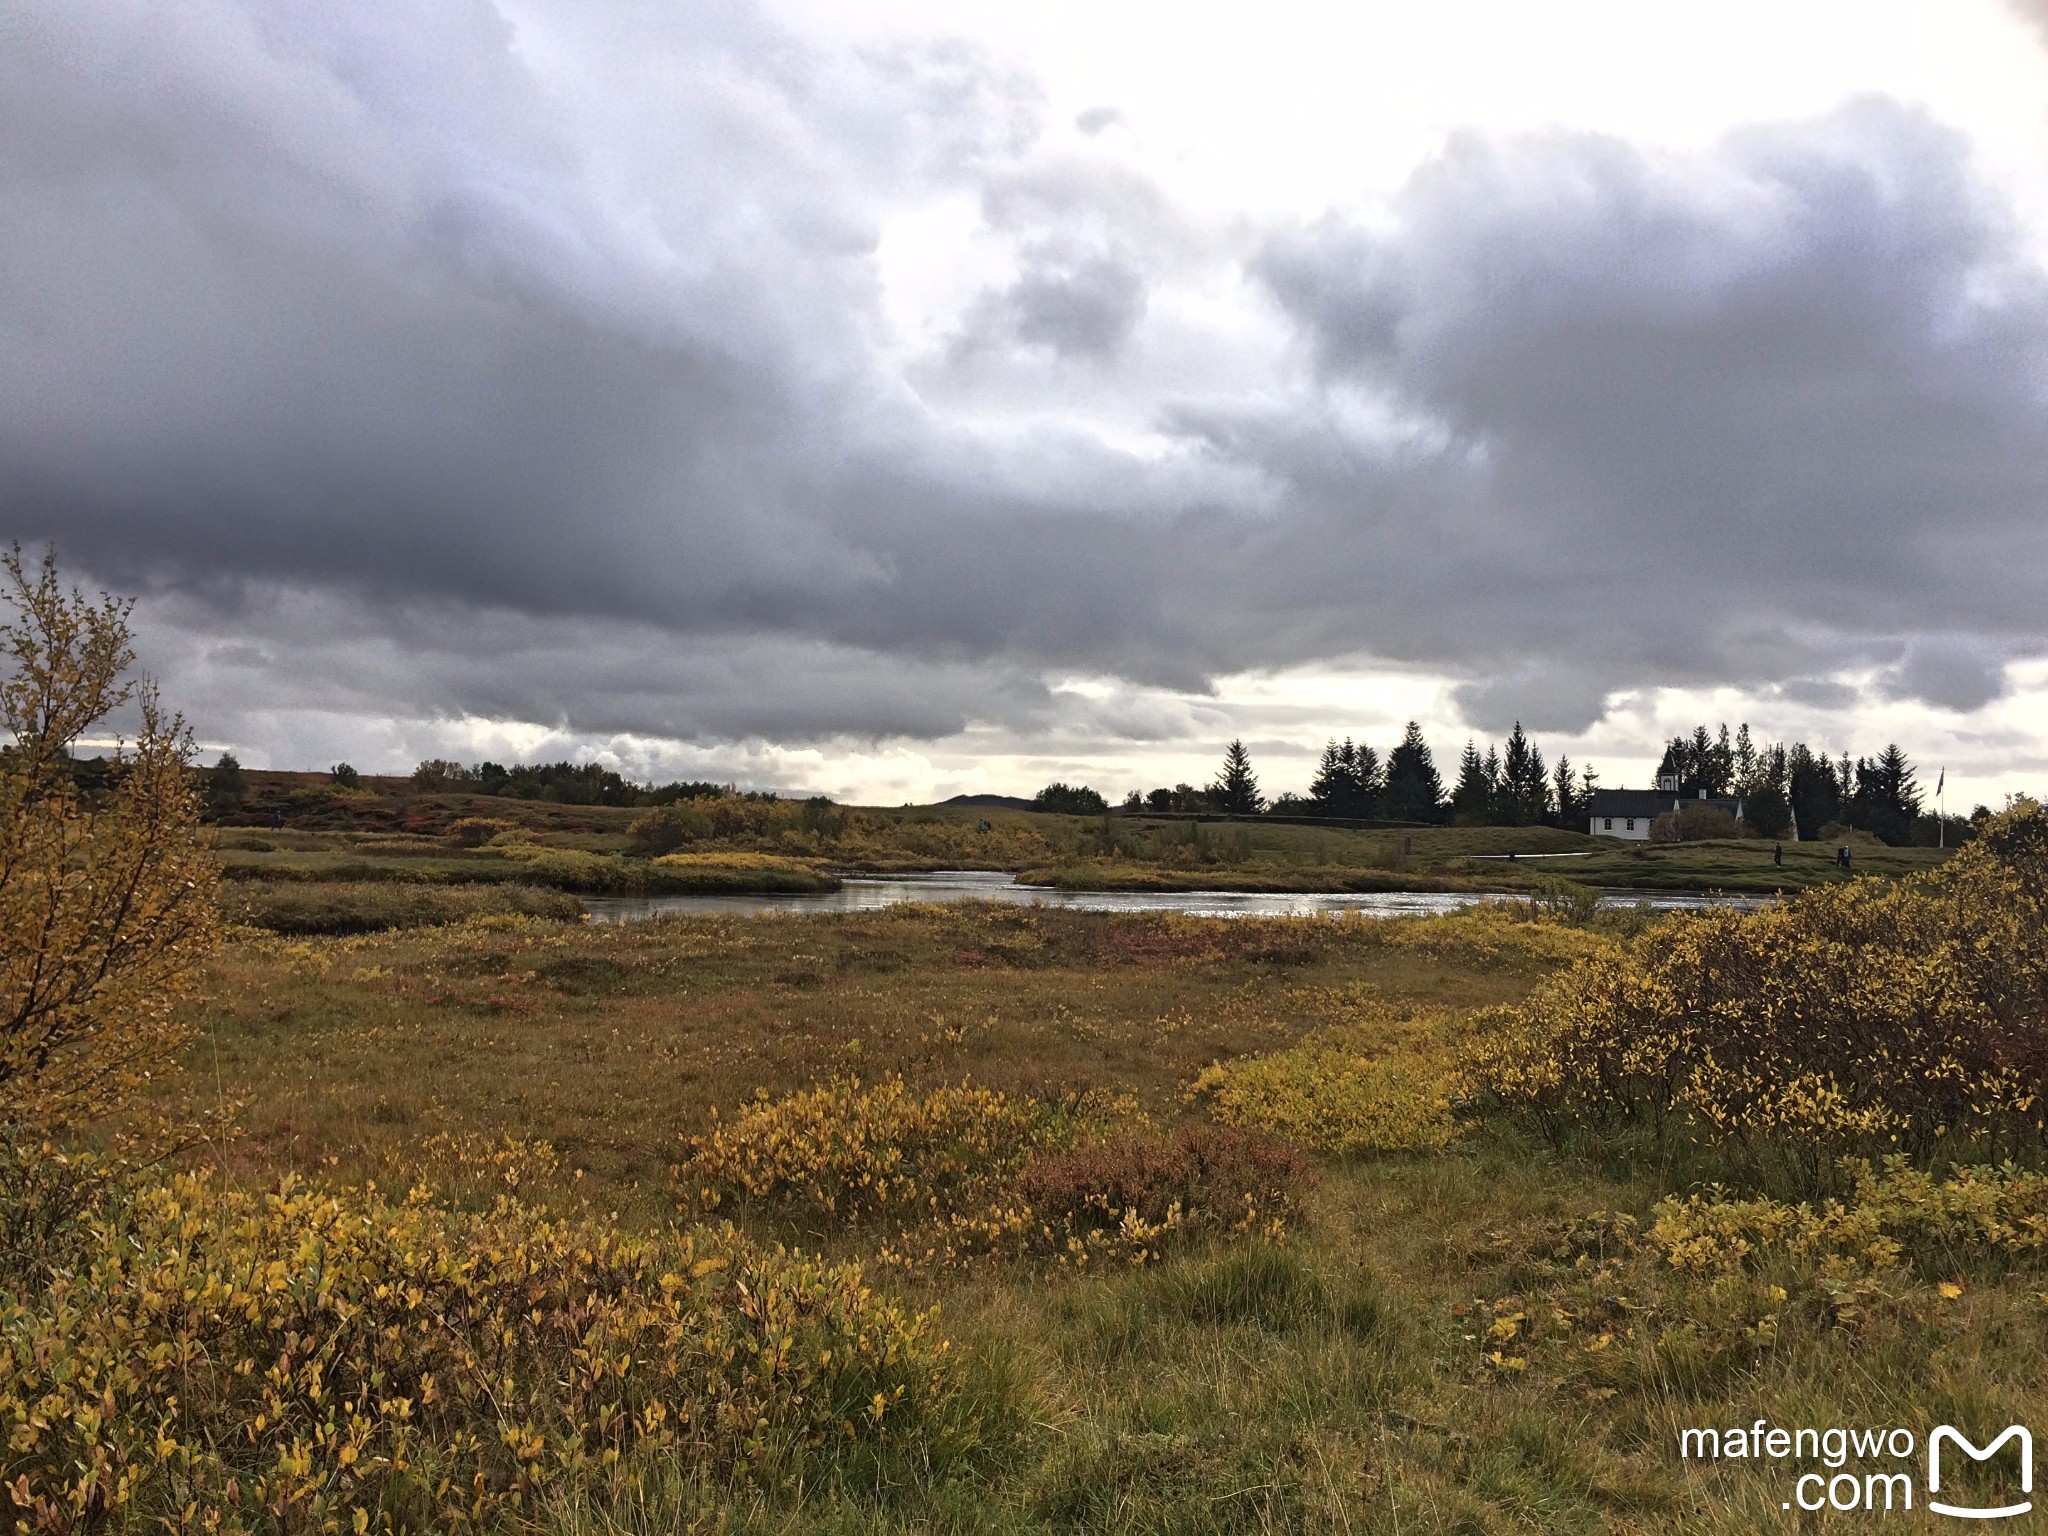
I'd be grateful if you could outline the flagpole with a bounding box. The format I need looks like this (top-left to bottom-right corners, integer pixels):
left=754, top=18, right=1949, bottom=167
left=1938, top=767, right=1945, bottom=849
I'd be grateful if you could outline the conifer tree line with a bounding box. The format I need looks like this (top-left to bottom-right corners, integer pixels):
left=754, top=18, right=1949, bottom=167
left=1120, top=724, right=1449, bottom=825
left=1098, top=720, right=1977, bottom=847
left=1651, top=723, right=1948, bottom=846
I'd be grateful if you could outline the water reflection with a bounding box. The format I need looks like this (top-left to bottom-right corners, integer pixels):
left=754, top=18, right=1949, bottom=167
left=580, top=870, right=1774, bottom=924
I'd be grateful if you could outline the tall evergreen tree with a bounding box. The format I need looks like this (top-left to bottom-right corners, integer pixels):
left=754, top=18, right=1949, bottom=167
left=1500, top=722, right=1547, bottom=825
left=1349, top=740, right=1383, bottom=817
left=1309, top=740, right=1349, bottom=815
left=1849, top=744, right=1920, bottom=846
left=1551, top=754, right=1580, bottom=829
left=1786, top=743, right=1840, bottom=840
left=1449, top=741, right=1491, bottom=825
left=1711, top=724, right=1735, bottom=795
left=1733, top=723, right=1757, bottom=787
left=1741, top=744, right=1793, bottom=839
left=1878, top=742, right=1921, bottom=819
left=1382, top=721, right=1445, bottom=823
left=1690, top=726, right=1719, bottom=794
left=1309, top=737, right=1380, bottom=817
left=1211, top=739, right=1263, bottom=815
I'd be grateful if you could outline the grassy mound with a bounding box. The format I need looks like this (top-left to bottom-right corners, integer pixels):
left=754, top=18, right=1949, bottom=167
left=228, top=879, right=588, bottom=934
left=645, top=852, right=841, bottom=893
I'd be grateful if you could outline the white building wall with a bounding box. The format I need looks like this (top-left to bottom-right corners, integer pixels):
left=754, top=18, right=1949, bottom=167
left=1589, top=813, right=1653, bottom=841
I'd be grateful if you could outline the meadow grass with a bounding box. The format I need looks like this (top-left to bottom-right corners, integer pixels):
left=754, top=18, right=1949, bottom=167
left=135, top=903, right=1556, bottom=1220
left=1541, top=833, right=1948, bottom=893
left=71, top=892, right=2044, bottom=1531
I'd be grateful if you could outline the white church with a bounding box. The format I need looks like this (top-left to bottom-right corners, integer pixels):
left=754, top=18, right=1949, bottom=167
left=1587, top=776, right=1745, bottom=840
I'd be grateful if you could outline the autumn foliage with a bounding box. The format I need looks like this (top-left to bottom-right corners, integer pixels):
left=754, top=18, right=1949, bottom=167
left=0, top=1141, right=960, bottom=1532
left=0, top=548, right=219, bottom=1128
left=1468, top=799, right=2048, bottom=1174
left=681, top=1078, right=1310, bottom=1270
left=1014, top=1124, right=1310, bottom=1237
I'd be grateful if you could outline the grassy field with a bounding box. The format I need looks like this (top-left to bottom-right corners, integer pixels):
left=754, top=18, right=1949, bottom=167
left=83, top=891, right=2040, bottom=1532
left=142, top=902, right=1562, bottom=1219
left=1521, top=832, right=1949, bottom=893
left=213, top=776, right=1949, bottom=900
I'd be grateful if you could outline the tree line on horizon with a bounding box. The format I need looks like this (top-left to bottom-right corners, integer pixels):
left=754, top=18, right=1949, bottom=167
left=195, top=731, right=1974, bottom=851
left=198, top=754, right=778, bottom=815
left=1041, top=720, right=1982, bottom=848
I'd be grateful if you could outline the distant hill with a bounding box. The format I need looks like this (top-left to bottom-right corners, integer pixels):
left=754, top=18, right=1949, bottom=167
left=940, top=793, right=1036, bottom=811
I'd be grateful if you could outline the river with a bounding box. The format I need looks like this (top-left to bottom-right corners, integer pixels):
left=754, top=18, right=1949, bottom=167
left=580, top=870, right=1774, bottom=923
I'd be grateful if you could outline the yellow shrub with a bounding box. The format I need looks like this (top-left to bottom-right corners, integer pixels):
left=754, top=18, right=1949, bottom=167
left=647, top=852, right=839, bottom=892
left=1652, top=1157, right=2048, bottom=1278
left=680, top=1080, right=1301, bottom=1272
left=0, top=1143, right=961, bottom=1532
left=475, top=845, right=830, bottom=895
left=648, top=851, right=822, bottom=871
left=896, top=1124, right=1311, bottom=1271
left=1466, top=802, right=2048, bottom=1165
left=406, top=1130, right=564, bottom=1198
left=902, top=1197, right=1252, bottom=1273
left=1452, top=1158, right=2048, bottom=1388
left=2, top=548, right=220, bottom=1128
left=1193, top=1040, right=1462, bottom=1154
left=680, top=1076, right=1086, bottom=1223
left=1368, top=906, right=1620, bottom=969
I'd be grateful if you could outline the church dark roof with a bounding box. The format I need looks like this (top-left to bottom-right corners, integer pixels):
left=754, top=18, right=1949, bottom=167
left=1589, top=789, right=1743, bottom=819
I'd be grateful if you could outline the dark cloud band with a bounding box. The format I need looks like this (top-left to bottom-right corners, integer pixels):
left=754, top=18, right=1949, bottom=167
left=4, top=4, right=2044, bottom=755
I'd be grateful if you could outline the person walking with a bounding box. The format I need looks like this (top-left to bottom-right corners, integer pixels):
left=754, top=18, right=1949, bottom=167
left=1773, top=842, right=1782, bottom=867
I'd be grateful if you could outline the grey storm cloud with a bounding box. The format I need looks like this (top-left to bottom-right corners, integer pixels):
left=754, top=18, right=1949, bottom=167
left=956, top=244, right=1148, bottom=360
left=1246, top=99, right=2048, bottom=722
left=4, top=1, right=2048, bottom=755
left=132, top=585, right=1065, bottom=748
left=1877, top=639, right=2011, bottom=714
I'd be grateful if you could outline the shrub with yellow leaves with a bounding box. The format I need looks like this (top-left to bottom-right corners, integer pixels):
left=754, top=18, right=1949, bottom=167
left=0, top=1137, right=963, bottom=1534
left=1448, top=1163, right=2048, bottom=1399
left=0, top=547, right=219, bottom=1129
left=1466, top=800, right=2048, bottom=1176
left=644, top=851, right=840, bottom=892
left=679, top=1076, right=1087, bottom=1226
left=901, top=1124, right=1312, bottom=1271
left=480, top=843, right=838, bottom=895
left=1190, top=993, right=1472, bottom=1155
left=1652, top=1156, right=2048, bottom=1280
left=682, top=1079, right=1307, bottom=1272
left=1192, top=1038, right=1462, bottom=1155
left=1369, top=904, right=1619, bottom=969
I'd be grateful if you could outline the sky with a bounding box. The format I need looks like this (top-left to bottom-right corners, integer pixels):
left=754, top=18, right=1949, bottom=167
left=7, top=0, right=2048, bottom=808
